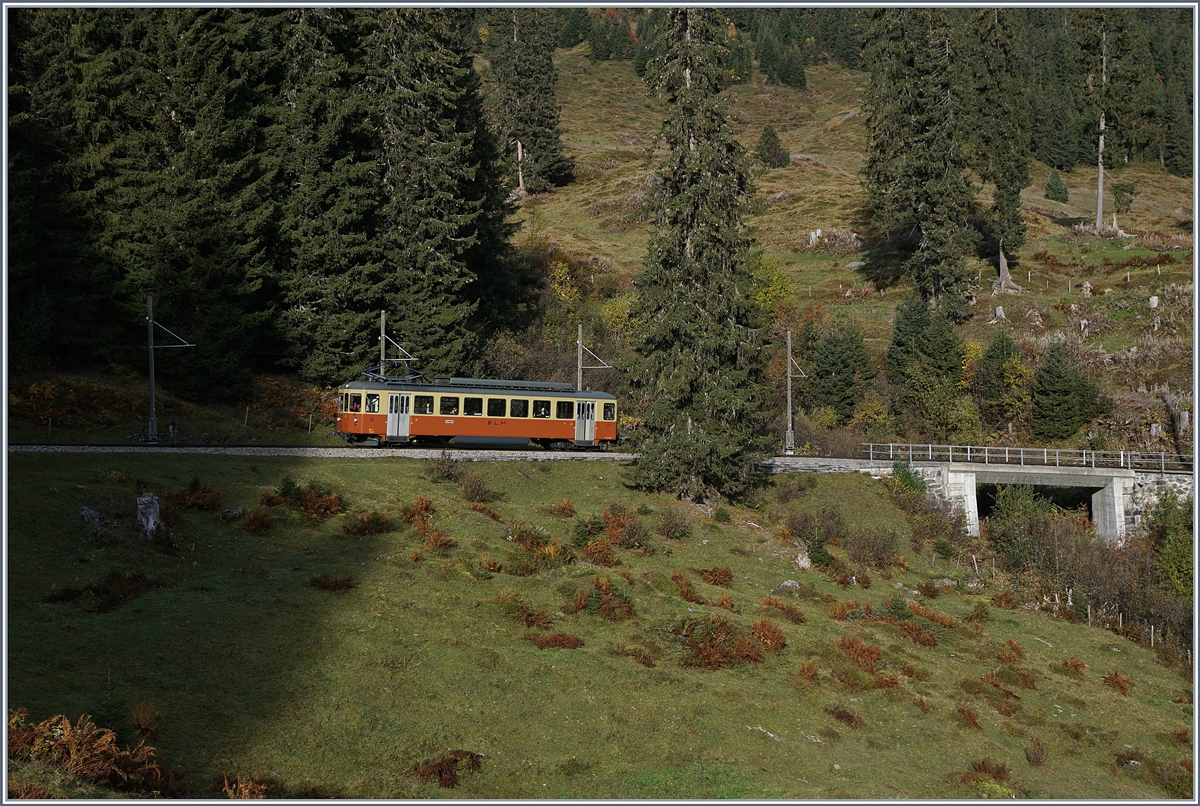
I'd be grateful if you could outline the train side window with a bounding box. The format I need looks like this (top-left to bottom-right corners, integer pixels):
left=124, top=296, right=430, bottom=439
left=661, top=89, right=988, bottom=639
left=556, top=401, right=574, bottom=419
left=414, top=395, right=434, bottom=414
left=338, top=393, right=345, bottom=412
left=464, top=397, right=483, bottom=416
left=532, top=400, right=551, bottom=418
left=510, top=399, right=529, bottom=418
left=487, top=398, right=506, bottom=417
left=365, top=394, right=380, bottom=413
left=603, top=403, right=616, bottom=421
left=440, top=396, right=459, bottom=416
left=349, top=394, right=362, bottom=412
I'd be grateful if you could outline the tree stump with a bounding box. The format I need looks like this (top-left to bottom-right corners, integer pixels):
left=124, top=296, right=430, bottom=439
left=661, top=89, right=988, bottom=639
left=137, top=493, right=162, bottom=540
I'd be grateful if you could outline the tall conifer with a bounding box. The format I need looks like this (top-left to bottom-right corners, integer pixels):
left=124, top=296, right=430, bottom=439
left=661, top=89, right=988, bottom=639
left=862, top=9, right=976, bottom=317
left=625, top=8, right=768, bottom=499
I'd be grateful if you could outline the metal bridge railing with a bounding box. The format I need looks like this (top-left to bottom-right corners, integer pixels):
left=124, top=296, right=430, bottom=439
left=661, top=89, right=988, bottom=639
left=861, top=442, right=1193, bottom=474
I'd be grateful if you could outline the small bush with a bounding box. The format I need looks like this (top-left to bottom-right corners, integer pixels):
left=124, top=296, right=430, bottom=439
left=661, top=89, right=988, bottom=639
left=401, top=495, right=434, bottom=523
left=962, top=602, right=991, bottom=622
left=583, top=538, right=620, bottom=567
left=1025, top=737, right=1048, bottom=767
left=243, top=508, right=272, bottom=536
left=569, top=576, right=635, bottom=621
left=458, top=471, right=491, bottom=503
left=774, top=474, right=813, bottom=504
left=669, top=572, right=706, bottom=604
left=713, top=506, right=731, bottom=524
left=469, top=502, right=502, bottom=522
left=301, top=487, right=342, bottom=523
left=845, top=528, right=898, bottom=567
left=957, top=703, right=982, bottom=730
left=406, top=749, right=482, bottom=788
left=751, top=618, right=787, bottom=652
left=656, top=507, right=692, bottom=540
left=824, top=704, right=863, bottom=729
left=422, top=530, right=456, bottom=553
left=692, top=566, right=733, bottom=587
left=165, top=476, right=221, bottom=511
left=130, top=705, right=158, bottom=742
left=602, top=506, right=650, bottom=549
left=836, top=636, right=881, bottom=674
left=829, top=599, right=873, bottom=621
left=222, top=773, right=268, bottom=799
left=524, top=632, right=584, bottom=649
left=314, top=574, right=355, bottom=592
left=550, top=499, right=576, bottom=518
left=991, top=591, right=1018, bottom=609
left=966, top=757, right=1009, bottom=782
left=1104, top=670, right=1132, bottom=696
left=761, top=595, right=806, bottom=624
left=572, top=514, right=605, bottom=546
left=713, top=595, right=736, bottom=611
left=496, top=591, right=552, bottom=629
left=662, top=616, right=763, bottom=669
left=891, top=461, right=926, bottom=494
left=342, top=510, right=393, bottom=536
left=427, top=451, right=464, bottom=483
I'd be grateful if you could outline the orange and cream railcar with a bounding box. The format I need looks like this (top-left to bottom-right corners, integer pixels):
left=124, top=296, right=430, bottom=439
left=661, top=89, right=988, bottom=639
left=334, top=377, right=618, bottom=448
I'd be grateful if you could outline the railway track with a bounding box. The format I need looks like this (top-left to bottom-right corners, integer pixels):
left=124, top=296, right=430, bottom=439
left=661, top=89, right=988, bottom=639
left=6, top=442, right=639, bottom=462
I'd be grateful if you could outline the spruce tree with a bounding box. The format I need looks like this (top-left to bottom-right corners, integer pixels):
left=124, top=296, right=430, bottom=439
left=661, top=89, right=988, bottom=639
left=1032, top=343, right=1102, bottom=440
left=754, top=124, right=789, bottom=169
left=1164, top=82, right=1193, bottom=177
left=966, top=9, right=1030, bottom=294
left=777, top=44, right=807, bottom=90
left=485, top=8, right=574, bottom=194
left=1044, top=169, right=1070, bottom=202
left=811, top=325, right=873, bottom=426
left=862, top=9, right=977, bottom=317
left=975, top=332, right=1027, bottom=428
left=886, top=296, right=965, bottom=427
left=625, top=8, right=768, bottom=500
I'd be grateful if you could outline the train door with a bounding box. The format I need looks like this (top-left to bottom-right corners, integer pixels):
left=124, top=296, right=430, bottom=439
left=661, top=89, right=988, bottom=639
left=387, top=393, right=411, bottom=442
left=574, top=401, right=595, bottom=445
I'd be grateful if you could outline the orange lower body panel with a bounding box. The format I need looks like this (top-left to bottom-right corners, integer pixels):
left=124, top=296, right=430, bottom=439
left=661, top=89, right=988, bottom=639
left=335, top=414, right=616, bottom=444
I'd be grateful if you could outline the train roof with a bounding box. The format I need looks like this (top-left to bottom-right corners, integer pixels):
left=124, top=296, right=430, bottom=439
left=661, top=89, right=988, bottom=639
left=339, top=376, right=617, bottom=400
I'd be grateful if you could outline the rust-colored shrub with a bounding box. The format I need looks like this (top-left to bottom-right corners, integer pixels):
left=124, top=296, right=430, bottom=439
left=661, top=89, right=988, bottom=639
left=963, top=602, right=991, bottom=622
left=423, top=530, right=456, bottom=552
left=669, top=572, right=706, bottom=604
left=836, top=636, right=881, bottom=673
left=917, top=580, right=940, bottom=598
left=1105, top=670, right=1132, bottom=695
left=875, top=674, right=900, bottom=689
left=480, top=554, right=501, bottom=573
left=914, top=696, right=930, bottom=713
left=569, top=576, right=635, bottom=621
left=1025, top=737, right=1048, bottom=767
left=995, top=701, right=1018, bottom=717
left=991, top=591, right=1018, bottom=609
left=496, top=591, right=553, bottom=629
left=524, top=632, right=584, bottom=649
left=602, top=506, right=650, bottom=549
left=259, top=492, right=285, bottom=508
left=243, top=508, right=272, bottom=536
left=616, top=569, right=634, bottom=585
left=222, top=773, right=268, bottom=799
left=411, top=551, right=423, bottom=564
left=550, top=499, right=576, bottom=518
left=965, top=757, right=1009, bottom=783
left=761, top=595, right=806, bottom=624
left=982, top=672, right=1019, bottom=700
left=458, top=472, right=491, bottom=504
left=906, top=600, right=958, bottom=629
left=130, top=705, right=158, bottom=742
left=164, top=477, right=221, bottom=511
left=1062, top=656, right=1087, bottom=676
left=957, top=703, right=982, bottom=730
left=301, top=487, right=342, bottom=522
left=713, top=595, right=736, bottom=611
left=583, top=537, right=620, bottom=567
left=692, top=566, right=733, bottom=587
left=1016, top=668, right=1037, bottom=690
left=998, top=647, right=1020, bottom=665
left=665, top=616, right=763, bottom=669
left=824, top=704, right=864, bottom=729
left=798, top=662, right=819, bottom=681
left=401, top=495, right=434, bottom=523
left=751, top=618, right=787, bottom=653
left=1005, top=639, right=1027, bottom=658
left=406, top=750, right=482, bottom=788
left=469, top=502, right=502, bottom=522
left=314, top=574, right=355, bottom=592
left=342, top=510, right=393, bottom=536
left=829, top=599, right=872, bottom=621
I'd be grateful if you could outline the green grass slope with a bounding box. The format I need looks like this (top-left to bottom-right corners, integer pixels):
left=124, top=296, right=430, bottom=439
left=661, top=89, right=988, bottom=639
left=7, top=452, right=1191, bottom=798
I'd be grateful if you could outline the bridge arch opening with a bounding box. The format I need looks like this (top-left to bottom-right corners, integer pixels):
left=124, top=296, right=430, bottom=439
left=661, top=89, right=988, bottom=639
left=976, top=484, right=1102, bottom=523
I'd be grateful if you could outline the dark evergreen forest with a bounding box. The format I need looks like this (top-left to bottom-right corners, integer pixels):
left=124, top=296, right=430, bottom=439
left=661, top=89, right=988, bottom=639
left=6, top=7, right=1192, bottom=403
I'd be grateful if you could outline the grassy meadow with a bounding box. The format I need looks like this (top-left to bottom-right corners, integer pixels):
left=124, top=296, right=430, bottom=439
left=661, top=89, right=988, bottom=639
left=6, top=451, right=1192, bottom=798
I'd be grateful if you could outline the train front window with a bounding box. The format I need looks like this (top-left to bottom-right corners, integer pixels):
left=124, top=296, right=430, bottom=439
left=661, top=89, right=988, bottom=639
left=414, top=395, right=434, bottom=414
left=603, top=403, right=616, bottom=421
left=487, top=398, right=506, bottom=417
left=532, top=400, right=551, bottom=418
left=464, top=397, right=483, bottom=416
left=510, top=399, right=529, bottom=418
left=349, top=394, right=362, bottom=412
left=440, top=396, right=459, bottom=415
left=556, top=401, right=574, bottom=419
left=365, top=394, right=380, bottom=413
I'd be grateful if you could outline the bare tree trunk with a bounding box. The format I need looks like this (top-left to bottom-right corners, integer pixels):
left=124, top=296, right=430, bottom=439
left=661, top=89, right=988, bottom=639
left=515, top=139, right=524, bottom=194
left=997, top=241, right=1023, bottom=293
left=1095, top=31, right=1107, bottom=229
